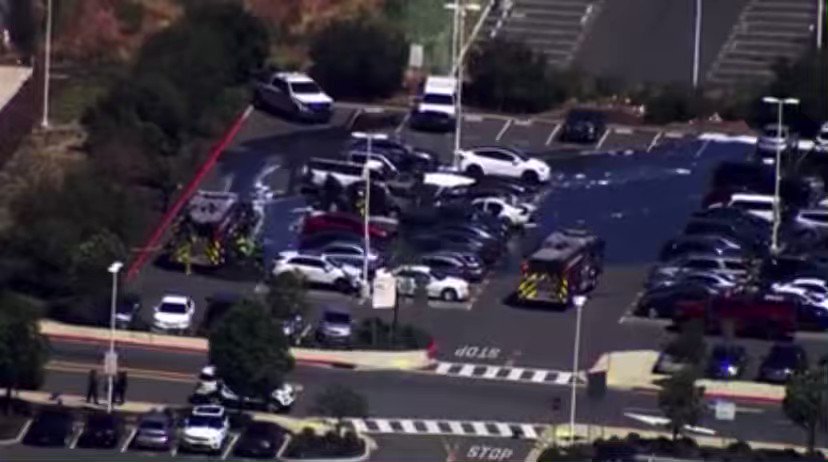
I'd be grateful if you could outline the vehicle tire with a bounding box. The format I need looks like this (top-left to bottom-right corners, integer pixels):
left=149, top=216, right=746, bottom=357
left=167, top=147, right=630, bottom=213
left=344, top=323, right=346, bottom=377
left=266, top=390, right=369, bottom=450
left=334, top=278, right=350, bottom=293
left=646, top=306, right=660, bottom=319
left=521, top=170, right=540, bottom=185
left=465, top=165, right=484, bottom=178
left=441, top=289, right=458, bottom=302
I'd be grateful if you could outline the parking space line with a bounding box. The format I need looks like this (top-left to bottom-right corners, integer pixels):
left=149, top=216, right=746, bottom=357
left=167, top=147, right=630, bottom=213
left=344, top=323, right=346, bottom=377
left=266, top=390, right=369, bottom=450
left=395, top=112, right=411, bottom=134
left=464, top=114, right=484, bottom=122
left=614, top=126, right=634, bottom=135
left=496, top=119, right=513, bottom=141
left=545, top=124, right=561, bottom=146
left=595, top=129, right=611, bottom=150
left=121, top=427, right=137, bottom=452
left=647, top=132, right=663, bottom=152
left=471, top=422, right=490, bottom=436
left=171, top=442, right=179, bottom=456
left=68, top=424, right=83, bottom=449
left=221, top=433, right=240, bottom=460
left=694, top=139, right=711, bottom=158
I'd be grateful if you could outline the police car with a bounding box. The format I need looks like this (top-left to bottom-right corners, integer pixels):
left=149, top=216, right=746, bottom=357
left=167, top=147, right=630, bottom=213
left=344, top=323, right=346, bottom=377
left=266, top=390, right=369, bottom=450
left=190, top=366, right=298, bottom=413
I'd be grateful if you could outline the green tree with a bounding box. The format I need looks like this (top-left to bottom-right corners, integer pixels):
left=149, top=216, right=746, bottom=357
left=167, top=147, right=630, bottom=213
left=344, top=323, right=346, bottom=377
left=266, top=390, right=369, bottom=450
left=266, top=271, right=310, bottom=320
left=657, top=367, right=704, bottom=440
left=8, top=0, right=38, bottom=59
left=0, top=294, right=49, bottom=411
left=312, top=384, right=369, bottom=435
left=783, top=366, right=827, bottom=454
left=209, top=300, right=294, bottom=403
left=643, top=84, right=702, bottom=124
left=664, top=320, right=707, bottom=367
left=758, top=50, right=828, bottom=131
left=466, top=37, right=565, bottom=113
left=310, top=16, right=408, bottom=99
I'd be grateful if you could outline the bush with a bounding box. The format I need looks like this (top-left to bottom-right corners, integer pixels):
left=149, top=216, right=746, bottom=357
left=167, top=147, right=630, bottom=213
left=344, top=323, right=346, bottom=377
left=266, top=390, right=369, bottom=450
left=354, top=317, right=432, bottom=350
left=310, top=16, right=408, bottom=100
left=114, top=0, right=145, bottom=34
left=466, top=38, right=565, bottom=113
left=642, top=84, right=703, bottom=124
left=283, top=428, right=365, bottom=459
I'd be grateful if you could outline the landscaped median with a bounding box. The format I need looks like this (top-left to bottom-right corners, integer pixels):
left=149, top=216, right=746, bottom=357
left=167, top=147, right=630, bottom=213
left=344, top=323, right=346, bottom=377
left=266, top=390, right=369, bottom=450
left=38, top=320, right=435, bottom=371
left=590, top=350, right=785, bottom=403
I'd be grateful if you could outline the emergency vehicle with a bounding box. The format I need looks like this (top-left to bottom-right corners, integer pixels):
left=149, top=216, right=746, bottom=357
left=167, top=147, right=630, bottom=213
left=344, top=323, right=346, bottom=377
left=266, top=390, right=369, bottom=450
left=515, top=229, right=605, bottom=305
left=166, top=191, right=263, bottom=271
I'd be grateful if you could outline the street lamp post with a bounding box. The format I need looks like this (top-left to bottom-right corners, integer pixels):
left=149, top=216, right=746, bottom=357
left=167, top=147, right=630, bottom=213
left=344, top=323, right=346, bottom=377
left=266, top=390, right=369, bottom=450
left=106, top=261, right=123, bottom=413
left=41, top=0, right=53, bottom=128
left=692, top=0, right=702, bottom=88
left=351, top=132, right=388, bottom=301
left=761, top=96, right=799, bottom=255
left=569, top=295, right=587, bottom=445
left=817, top=0, right=824, bottom=50
left=445, top=0, right=482, bottom=169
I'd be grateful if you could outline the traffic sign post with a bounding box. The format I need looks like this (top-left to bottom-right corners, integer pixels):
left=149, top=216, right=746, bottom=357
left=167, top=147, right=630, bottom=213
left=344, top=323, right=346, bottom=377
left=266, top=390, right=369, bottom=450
left=714, top=400, right=735, bottom=421
left=103, top=351, right=118, bottom=376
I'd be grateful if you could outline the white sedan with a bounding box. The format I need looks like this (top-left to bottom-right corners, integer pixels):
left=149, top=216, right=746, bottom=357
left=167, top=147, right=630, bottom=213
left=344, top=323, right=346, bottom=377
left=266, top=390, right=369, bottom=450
left=772, top=278, right=828, bottom=299
left=471, top=196, right=533, bottom=226
left=393, top=265, right=470, bottom=302
left=152, top=295, right=195, bottom=332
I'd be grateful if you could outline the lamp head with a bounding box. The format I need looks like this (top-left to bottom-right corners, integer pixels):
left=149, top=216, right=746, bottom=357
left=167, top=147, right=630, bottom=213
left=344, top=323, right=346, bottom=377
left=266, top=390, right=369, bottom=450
left=572, top=295, right=588, bottom=309
left=108, top=261, right=123, bottom=274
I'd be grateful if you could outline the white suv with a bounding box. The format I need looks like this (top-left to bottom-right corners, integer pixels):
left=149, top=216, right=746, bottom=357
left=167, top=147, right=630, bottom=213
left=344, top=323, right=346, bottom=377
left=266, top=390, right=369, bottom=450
left=272, top=251, right=361, bottom=293
left=152, top=295, right=195, bottom=333
left=471, top=196, right=533, bottom=226
left=254, top=72, right=333, bottom=123
left=182, top=405, right=229, bottom=453
left=393, top=265, right=470, bottom=302
left=457, top=147, right=550, bottom=184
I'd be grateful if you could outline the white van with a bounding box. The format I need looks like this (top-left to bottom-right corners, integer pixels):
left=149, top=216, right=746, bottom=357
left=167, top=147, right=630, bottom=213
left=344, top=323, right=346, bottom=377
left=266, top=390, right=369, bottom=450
left=728, top=193, right=777, bottom=222
left=409, top=75, right=457, bottom=132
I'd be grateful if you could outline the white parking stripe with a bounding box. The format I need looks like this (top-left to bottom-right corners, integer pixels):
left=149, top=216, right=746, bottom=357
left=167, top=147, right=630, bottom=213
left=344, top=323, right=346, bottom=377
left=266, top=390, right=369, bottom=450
left=375, top=419, right=394, bottom=433
left=647, top=132, right=663, bottom=152
left=457, top=364, right=476, bottom=377
left=495, top=422, right=513, bottom=437
left=395, top=112, right=411, bottom=134
left=507, top=368, right=525, bottom=381
left=350, top=418, right=369, bottom=433
left=471, top=422, right=490, bottom=436
left=400, top=420, right=418, bottom=434
left=595, top=129, right=611, bottom=150
left=496, top=119, right=512, bottom=141
left=545, top=124, right=561, bottom=146
left=221, top=433, right=240, bottom=460
left=447, top=421, right=465, bottom=435
left=435, top=362, right=454, bottom=374
left=519, top=425, right=538, bottom=439
left=423, top=421, right=442, bottom=434
left=483, top=366, right=500, bottom=379
left=554, top=372, right=573, bottom=385
left=15, top=419, right=32, bottom=444
left=529, top=370, right=547, bottom=383
left=68, top=424, right=83, bottom=449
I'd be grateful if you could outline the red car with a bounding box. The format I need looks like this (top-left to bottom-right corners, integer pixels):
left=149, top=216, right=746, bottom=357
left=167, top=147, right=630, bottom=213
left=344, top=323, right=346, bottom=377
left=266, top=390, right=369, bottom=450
left=674, top=292, right=796, bottom=339
left=300, top=212, right=393, bottom=240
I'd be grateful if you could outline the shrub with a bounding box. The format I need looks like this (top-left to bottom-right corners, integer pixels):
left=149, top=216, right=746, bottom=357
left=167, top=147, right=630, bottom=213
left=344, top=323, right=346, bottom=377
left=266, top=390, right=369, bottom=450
left=283, top=428, right=365, bottom=459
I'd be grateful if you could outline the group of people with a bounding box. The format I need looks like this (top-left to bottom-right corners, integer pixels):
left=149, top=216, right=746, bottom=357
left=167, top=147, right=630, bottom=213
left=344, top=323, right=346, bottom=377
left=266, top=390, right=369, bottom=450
left=85, top=369, right=128, bottom=406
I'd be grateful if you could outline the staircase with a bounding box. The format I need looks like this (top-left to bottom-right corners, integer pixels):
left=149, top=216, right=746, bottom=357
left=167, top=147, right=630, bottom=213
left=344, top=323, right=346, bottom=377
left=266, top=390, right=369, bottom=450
left=706, top=0, right=818, bottom=86
left=478, top=0, right=603, bottom=69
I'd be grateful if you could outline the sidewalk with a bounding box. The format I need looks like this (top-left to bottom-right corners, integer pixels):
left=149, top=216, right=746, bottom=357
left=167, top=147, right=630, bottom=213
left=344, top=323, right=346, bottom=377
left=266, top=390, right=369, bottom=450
left=591, top=350, right=784, bottom=403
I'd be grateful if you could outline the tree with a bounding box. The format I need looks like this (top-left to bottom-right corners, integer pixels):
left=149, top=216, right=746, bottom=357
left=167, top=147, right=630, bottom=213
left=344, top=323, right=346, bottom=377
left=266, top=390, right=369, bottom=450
left=310, top=16, right=408, bottom=100
left=266, top=271, right=310, bottom=320
left=312, top=384, right=369, bottom=435
left=657, top=367, right=704, bottom=440
left=756, top=49, right=828, bottom=134
left=209, top=300, right=294, bottom=403
left=783, top=366, right=827, bottom=454
left=466, top=38, right=565, bottom=113
left=0, top=294, right=49, bottom=411
left=643, top=84, right=703, bottom=124
left=664, top=320, right=707, bottom=367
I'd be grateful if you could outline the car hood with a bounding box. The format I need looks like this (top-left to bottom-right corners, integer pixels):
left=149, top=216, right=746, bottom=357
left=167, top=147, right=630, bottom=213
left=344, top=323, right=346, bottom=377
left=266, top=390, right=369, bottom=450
left=154, top=312, right=189, bottom=323
left=184, top=427, right=223, bottom=439
left=418, top=103, right=455, bottom=116
left=293, top=93, right=332, bottom=105
left=525, top=158, right=549, bottom=172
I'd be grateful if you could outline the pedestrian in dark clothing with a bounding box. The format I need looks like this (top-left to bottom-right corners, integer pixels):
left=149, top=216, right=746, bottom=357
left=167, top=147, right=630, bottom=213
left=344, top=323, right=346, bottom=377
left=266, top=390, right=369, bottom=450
left=115, top=371, right=128, bottom=404
left=86, top=369, right=99, bottom=405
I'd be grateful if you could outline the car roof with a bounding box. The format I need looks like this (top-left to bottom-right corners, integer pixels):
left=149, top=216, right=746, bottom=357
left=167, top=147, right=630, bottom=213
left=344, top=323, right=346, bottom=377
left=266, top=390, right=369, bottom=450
left=276, top=72, right=315, bottom=83
left=161, top=295, right=189, bottom=304
left=323, top=304, right=351, bottom=315
left=192, top=405, right=225, bottom=417
left=730, top=193, right=776, bottom=202
left=424, top=76, right=456, bottom=94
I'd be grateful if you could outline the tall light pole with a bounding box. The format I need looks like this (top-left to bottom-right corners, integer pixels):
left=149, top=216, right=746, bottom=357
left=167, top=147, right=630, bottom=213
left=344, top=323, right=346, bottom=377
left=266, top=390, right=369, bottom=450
left=351, top=132, right=388, bottom=301
left=445, top=0, right=481, bottom=169
left=692, top=0, right=702, bottom=88
left=569, top=295, right=587, bottom=445
left=761, top=96, right=799, bottom=255
left=41, top=0, right=54, bottom=128
left=817, top=0, right=824, bottom=50
left=106, top=261, right=123, bottom=413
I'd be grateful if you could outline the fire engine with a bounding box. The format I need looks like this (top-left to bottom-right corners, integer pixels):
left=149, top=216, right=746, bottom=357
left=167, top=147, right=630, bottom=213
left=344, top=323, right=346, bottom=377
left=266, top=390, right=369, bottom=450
left=166, top=191, right=263, bottom=270
left=515, top=229, right=605, bottom=306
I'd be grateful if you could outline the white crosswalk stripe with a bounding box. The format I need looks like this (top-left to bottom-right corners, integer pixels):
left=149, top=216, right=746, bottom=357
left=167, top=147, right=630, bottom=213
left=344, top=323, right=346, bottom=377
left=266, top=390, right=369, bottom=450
left=430, top=361, right=584, bottom=386
left=346, top=418, right=548, bottom=439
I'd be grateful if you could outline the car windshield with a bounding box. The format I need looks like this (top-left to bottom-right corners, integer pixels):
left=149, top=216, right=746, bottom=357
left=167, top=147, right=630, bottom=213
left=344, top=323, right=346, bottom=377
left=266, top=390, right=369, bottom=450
left=324, top=312, right=351, bottom=324
left=189, top=416, right=223, bottom=428
left=140, top=420, right=166, bottom=431
left=290, top=82, right=321, bottom=94
left=764, top=127, right=788, bottom=138
left=158, top=302, right=187, bottom=314
left=422, top=93, right=453, bottom=105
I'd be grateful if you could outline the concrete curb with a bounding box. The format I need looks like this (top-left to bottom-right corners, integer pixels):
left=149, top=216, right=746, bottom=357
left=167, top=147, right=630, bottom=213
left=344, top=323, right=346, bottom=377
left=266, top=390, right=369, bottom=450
left=277, top=433, right=374, bottom=462
left=40, top=320, right=434, bottom=371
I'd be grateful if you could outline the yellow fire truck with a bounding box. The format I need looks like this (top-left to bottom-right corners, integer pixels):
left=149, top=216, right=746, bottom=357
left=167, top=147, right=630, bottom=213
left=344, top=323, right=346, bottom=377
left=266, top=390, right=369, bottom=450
left=516, top=229, right=604, bottom=306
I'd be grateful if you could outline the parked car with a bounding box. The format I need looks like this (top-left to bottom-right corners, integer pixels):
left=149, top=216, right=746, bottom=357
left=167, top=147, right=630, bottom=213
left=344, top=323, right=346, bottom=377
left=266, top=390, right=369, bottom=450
left=301, top=211, right=394, bottom=240
left=793, top=208, right=828, bottom=230
left=411, top=231, right=500, bottom=265
left=409, top=75, right=457, bottom=132
left=756, top=123, right=796, bottom=155
left=674, top=292, right=797, bottom=338
left=393, top=265, right=471, bottom=302
left=23, top=409, right=74, bottom=447
left=772, top=277, right=828, bottom=298
left=706, top=344, right=748, bottom=379
left=346, top=138, right=437, bottom=173
left=77, top=413, right=123, bottom=449
left=471, top=196, right=533, bottom=227
left=152, top=295, right=196, bottom=333
left=727, top=193, right=777, bottom=222
left=132, top=411, right=176, bottom=450
left=114, top=293, right=141, bottom=329
left=190, top=366, right=297, bottom=412
left=559, top=109, right=607, bottom=144
left=648, top=254, right=750, bottom=283
left=457, top=147, right=551, bottom=184
left=318, top=241, right=384, bottom=268
left=658, top=235, right=748, bottom=262
left=299, top=230, right=366, bottom=251
left=420, top=252, right=485, bottom=282
left=815, top=121, right=828, bottom=153
left=634, top=283, right=717, bottom=319
left=301, top=158, right=387, bottom=189
left=181, top=405, right=230, bottom=454
left=272, top=251, right=361, bottom=293
left=316, top=305, right=353, bottom=346
left=233, top=421, right=287, bottom=459
left=758, top=343, right=808, bottom=383
left=253, top=72, right=333, bottom=123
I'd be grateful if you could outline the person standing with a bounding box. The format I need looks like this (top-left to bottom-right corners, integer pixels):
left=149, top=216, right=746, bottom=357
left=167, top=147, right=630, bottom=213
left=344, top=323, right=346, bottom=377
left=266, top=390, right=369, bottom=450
left=86, top=369, right=99, bottom=405
left=115, top=371, right=128, bottom=405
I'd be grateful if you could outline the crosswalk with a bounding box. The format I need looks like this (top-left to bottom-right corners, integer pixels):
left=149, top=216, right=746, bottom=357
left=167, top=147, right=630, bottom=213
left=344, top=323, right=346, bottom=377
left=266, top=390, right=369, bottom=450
left=430, top=361, right=583, bottom=386
left=347, top=418, right=549, bottom=439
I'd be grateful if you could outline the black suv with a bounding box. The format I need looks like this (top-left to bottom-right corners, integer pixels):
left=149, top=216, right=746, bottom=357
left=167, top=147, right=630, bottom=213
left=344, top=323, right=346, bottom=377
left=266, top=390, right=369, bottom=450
left=560, top=109, right=607, bottom=144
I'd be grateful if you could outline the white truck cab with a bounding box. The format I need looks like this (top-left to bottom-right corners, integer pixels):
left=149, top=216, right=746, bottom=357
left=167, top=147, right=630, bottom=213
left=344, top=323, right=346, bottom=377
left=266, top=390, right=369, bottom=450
left=410, top=76, right=457, bottom=132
